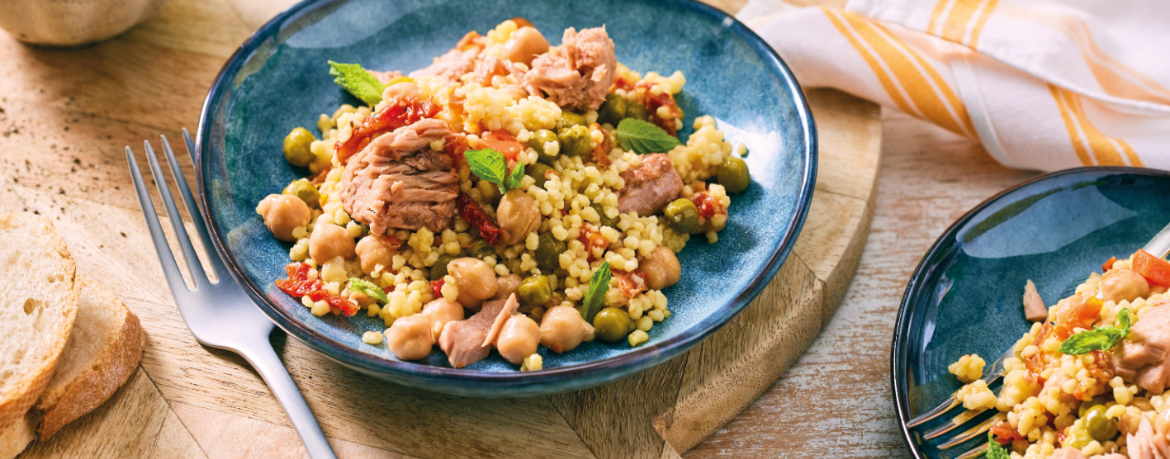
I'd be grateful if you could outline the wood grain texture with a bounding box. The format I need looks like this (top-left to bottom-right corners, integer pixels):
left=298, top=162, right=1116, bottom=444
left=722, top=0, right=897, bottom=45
left=685, top=110, right=1039, bottom=458
left=0, top=0, right=890, bottom=457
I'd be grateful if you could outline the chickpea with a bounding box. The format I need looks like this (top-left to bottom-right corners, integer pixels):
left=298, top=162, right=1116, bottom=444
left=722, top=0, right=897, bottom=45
left=1101, top=268, right=1150, bottom=303
left=355, top=235, right=396, bottom=275
left=502, top=26, right=549, bottom=66
left=256, top=194, right=310, bottom=241
left=494, top=274, right=522, bottom=301
left=496, top=190, right=541, bottom=246
left=448, top=257, right=498, bottom=307
left=496, top=314, right=541, bottom=365
left=309, top=223, right=355, bottom=265
left=539, top=305, right=595, bottom=353
left=421, top=298, right=464, bottom=341
left=641, top=246, right=681, bottom=290
left=386, top=315, right=434, bottom=361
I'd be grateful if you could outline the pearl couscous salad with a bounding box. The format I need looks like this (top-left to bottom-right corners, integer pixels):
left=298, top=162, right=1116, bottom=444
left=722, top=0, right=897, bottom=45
left=951, top=250, right=1170, bottom=458
left=254, top=19, right=752, bottom=371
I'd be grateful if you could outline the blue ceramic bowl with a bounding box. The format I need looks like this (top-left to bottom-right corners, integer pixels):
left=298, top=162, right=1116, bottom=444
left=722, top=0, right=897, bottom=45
left=892, top=167, right=1170, bottom=456
left=195, top=0, right=816, bottom=397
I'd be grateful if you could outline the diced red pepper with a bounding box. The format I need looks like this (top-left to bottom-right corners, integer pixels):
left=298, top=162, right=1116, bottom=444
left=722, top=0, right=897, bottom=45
left=456, top=192, right=503, bottom=245
left=1053, top=294, right=1102, bottom=340
left=612, top=269, right=648, bottom=298
left=990, top=422, right=1024, bottom=445
left=430, top=278, right=445, bottom=298
left=1134, top=249, right=1170, bottom=286
left=1025, top=293, right=1102, bottom=377
left=577, top=223, right=609, bottom=262
left=480, top=131, right=524, bottom=161
left=334, top=95, right=440, bottom=163
left=1102, top=256, right=1118, bottom=272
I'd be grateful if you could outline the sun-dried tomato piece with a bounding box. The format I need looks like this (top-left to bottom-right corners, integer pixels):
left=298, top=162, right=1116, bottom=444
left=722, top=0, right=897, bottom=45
left=335, top=96, right=441, bottom=163
left=275, top=262, right=359, bottom=316
left=577, top=223, right=609, bottom=262
left=456, top=192, right=503, bottom=245
left=430, top=278, right=446, bottom=299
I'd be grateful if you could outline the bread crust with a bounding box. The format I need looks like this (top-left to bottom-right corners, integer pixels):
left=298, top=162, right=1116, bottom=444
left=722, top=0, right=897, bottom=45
left=0, top=413, right=35, bottom=459
left=36, top=278, right=145, bottom=439
left=0, top=214, right=78, bottom=433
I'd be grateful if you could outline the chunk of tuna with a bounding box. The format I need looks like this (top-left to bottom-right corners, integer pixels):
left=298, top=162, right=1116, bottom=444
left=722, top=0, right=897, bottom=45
left=1049, top=448, right=1086, bottom=459
left=523, top=26, right=617, bottom=111
left=617, top=154, right=683, bottom=216
left=1023, top=279, right=1048, bottom=322
left=411, top=47, right=479, bottom=84
left=1116, top=300, right=1170, bottom=386
left=1127, top=417, right=1170, bottom=459
left=438, top=294, right=519, bottom=368
left=339, top=119, right=459, bottom=235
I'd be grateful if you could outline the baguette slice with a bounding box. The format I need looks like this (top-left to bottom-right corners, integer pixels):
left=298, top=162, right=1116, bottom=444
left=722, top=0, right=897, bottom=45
left=0, top=213, right=78, bottom=432
left=0, top=413, right=34, bottom=459
left=35, top=277, right=144, bottom=439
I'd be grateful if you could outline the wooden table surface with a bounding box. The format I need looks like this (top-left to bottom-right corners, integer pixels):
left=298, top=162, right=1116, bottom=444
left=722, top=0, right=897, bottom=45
left=0, top=0, right=1043, bottom=457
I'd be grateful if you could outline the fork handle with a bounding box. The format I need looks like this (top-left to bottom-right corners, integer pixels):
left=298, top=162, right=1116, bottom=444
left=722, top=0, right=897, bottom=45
left=239, top=340, right=338, bottom=459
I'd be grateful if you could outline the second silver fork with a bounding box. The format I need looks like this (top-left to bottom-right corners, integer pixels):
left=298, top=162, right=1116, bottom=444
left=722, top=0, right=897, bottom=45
left=127, top=130, right=338, bottom=459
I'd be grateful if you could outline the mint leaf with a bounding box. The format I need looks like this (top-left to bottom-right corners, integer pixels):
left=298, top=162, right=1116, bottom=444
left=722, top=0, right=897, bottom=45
left=581, top=261, right=612, bottom=322
left=465, top=148, right=507, bottom=192
left=465, top=148, right=525, bottom=194
left=986, top=433, right=1010, bottom=459
left=1058, top=308, right=1132, bottom=355
left=328, top=61, right=385, bottom=106
left=506, top=160, right=525, bottom=191
left=615, top=118, right=681, bottom=154
left=347, top=278, right=388, bottom=303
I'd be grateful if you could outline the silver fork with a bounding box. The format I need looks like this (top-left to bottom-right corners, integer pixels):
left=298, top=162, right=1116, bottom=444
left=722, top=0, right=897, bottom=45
left=909, top=220, right=1170, bottom=458
left=126, top=131, right=338, bottom=459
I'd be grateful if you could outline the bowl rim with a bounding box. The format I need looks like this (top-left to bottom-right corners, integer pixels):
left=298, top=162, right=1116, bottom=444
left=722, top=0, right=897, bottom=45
left=890, top=166, right=1170, bottom=456
left=195, top=0, right=818, bottom=396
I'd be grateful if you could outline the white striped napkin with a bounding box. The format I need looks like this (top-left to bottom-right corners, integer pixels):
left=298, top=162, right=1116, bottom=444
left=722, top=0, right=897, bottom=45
left=738, top=0, right=1170, bottom=171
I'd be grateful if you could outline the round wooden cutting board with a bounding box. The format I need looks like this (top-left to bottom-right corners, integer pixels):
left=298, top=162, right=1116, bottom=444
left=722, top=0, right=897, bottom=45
left=0, top=0, right=880, bottom=457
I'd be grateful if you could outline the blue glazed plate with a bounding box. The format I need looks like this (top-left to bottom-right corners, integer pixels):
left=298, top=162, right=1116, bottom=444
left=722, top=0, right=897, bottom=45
left=195, top=0, right=816, bottom=397
left=892, top=167, right=1170, bottom=457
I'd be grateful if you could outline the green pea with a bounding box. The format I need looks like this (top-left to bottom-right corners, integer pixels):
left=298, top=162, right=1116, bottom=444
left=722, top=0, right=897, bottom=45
left=559, top=112, right=587, bottom=129
left=282, top=179, right=320, bottom=208
left=717, top=156, right=751, bottom=194
left=534, top=232, right=566, bottom=271
left=517, top=275, right=552, bottom=307
left=1084, top=405, right=1118, bottom=442
left=283, top=127, right=316, bottom=167
left=1078, top=396, right=1109, bottom=418
left=527, top=163, right=555, bottom=189
left=557, top=125, right=592, bottom=157
left=527, top=129, right=560, bottom=165
left=663, top=198, right=698, bottom=233
left=593, top=307, right=634, bottom=342
left=592, top=203, right=618, bottom=228
left=597, top=94, right=628, bottom=125
left=429, top=254, right=458, bottom=281
left=625, top=102, right=649, bottom=121
left=469, top=240, right=495, bottom=259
